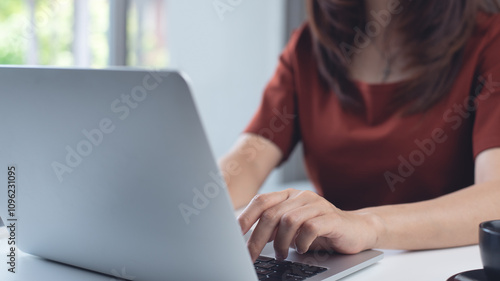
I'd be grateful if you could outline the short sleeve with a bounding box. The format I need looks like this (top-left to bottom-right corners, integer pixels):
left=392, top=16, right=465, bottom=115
left=243, top=27, right=304, bottom=163
left=473, top=17, right=500, bottom=158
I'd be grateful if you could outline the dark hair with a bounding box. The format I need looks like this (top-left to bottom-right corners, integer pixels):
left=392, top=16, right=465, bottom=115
left=307, top=0, right=500, bottom=114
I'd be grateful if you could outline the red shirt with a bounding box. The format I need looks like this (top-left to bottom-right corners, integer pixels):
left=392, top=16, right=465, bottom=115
left=244, top=13, right=500, bottom=210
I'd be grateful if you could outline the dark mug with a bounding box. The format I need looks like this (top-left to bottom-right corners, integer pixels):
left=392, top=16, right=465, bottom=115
left=479, top=220, right=500, bottom=280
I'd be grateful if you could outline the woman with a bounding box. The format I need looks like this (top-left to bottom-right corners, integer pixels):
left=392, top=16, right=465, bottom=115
left=220, top=0, right=500, bottom=262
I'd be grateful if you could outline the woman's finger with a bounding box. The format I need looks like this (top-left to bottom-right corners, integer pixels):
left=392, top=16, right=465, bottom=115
left=238, top=189, right=291, bottom=234
left=293, top=215, right=336, bottom=255
left=273, top=204, right=325, bottom=259
left=246, top=190, right=311, bottom=261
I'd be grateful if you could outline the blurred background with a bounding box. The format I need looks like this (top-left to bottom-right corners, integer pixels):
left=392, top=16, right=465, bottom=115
left=0, top=0, right=311, bottom=192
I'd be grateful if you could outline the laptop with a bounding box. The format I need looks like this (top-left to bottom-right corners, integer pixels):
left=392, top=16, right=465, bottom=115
left=0, top=67, right=382, bottom=281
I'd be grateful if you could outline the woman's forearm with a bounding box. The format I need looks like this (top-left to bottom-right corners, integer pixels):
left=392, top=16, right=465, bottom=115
left=220, top=153, right=263, bottom=209
left=359, top=180, right=500, bottom=250
left=219, top=134, right=282, bottom=209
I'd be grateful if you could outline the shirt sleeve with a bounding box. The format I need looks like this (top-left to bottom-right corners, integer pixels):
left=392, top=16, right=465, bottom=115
left=243, top=27, right=304, bottom=164
left=473, top=17, right=500, bottom=159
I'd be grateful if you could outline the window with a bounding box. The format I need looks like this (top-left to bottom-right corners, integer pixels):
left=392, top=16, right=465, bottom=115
left=128, top=0, right=169, bottom=67
left=0, top=0, right=27, bottom=65
left=0, top=0, right=168, bottom=67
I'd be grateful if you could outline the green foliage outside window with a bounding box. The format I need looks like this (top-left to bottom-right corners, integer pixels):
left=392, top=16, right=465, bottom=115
left=0, top=0, right=109, bottom=67
left=0, top=0, right=27, bottom=64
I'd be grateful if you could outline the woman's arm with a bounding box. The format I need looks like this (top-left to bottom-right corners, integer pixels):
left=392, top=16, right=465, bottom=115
left=219, top=133, right=282, bottom=209
left=364, top=147, right=500, bottom=250
left=238, top=148, right=500, bottom=262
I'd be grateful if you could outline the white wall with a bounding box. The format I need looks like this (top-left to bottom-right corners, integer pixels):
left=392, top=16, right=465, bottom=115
left=166, top=0, right=287, bottom=191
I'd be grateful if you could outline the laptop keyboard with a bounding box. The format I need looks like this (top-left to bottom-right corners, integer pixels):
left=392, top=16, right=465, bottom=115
left=254, top=256, right=327, bottom=281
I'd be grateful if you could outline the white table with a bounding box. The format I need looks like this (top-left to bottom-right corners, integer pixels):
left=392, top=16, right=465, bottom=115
left=0, top=226, right=482, bottom=281
left=345, top=246, right=481, bottom=281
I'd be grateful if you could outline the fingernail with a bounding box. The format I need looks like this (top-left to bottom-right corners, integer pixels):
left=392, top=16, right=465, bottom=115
left=275, top=253, right=284, bottom=261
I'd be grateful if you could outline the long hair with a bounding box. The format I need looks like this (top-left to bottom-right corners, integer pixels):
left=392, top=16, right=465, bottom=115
left=307, top=0, right=500, bottom=114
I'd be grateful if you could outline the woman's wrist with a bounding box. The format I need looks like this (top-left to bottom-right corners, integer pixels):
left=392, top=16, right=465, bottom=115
left=351, top=208, right=388, bottom=250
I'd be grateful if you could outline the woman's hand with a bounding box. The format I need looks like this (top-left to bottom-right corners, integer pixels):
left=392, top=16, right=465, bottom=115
left=238, top=189, right=385, bottom=262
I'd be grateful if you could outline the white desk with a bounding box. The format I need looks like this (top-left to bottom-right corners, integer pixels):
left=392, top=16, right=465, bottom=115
left=0, top=228, right=482, bottom=281
left=345, top=246, right=481, bottom=281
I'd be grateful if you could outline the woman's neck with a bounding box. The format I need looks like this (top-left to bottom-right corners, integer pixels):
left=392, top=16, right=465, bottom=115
left=348, top=1, right=411, bottom=84
left=365, top=0, right=394, bottom=16
left=363, top=0, right=403, bottom=46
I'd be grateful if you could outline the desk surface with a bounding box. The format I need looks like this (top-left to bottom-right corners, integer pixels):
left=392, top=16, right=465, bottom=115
left=0, top=232, right=482, bottom=281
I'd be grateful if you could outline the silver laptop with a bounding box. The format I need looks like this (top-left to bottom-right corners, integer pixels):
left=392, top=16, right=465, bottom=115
left=0, top=67, right=382, bottom=281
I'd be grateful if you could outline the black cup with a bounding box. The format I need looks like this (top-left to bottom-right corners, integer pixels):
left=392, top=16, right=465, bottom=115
left=480, top=220, right=500, bottom=280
